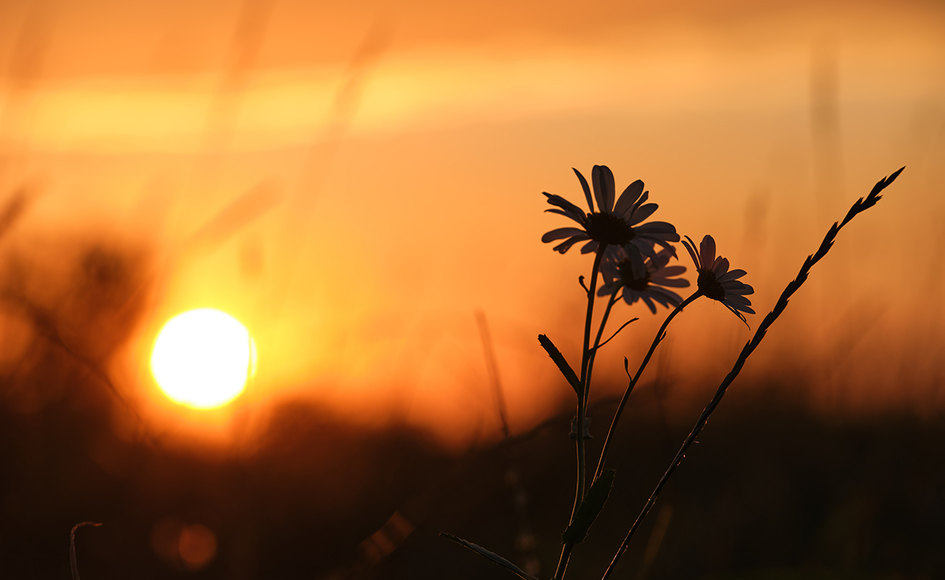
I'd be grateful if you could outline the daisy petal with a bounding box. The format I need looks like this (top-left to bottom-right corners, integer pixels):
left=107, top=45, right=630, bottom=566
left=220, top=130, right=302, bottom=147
left=658, top=266, right=687, bottom=277
left=651, top=287, right=684, bottom=305
left=717, top=268, right=747, bottom=282
left=631, top=239, right=659, bottom=262
left=725, top=294, right=752, bottom=307
left=553, top=235, right=589, bottom=254
left=626, top=247, right=646, bottom=278
left=641, top=296, right=657, bottom=314
left=592, top=165, right=616, bottom=213
left=628, top=203, right=659, bottom=226
left=581, top=240, right=600, bottom=254
left=654, top=276, right=689, bottom=288
left=543, top=192, right=586, bottom=219
left=542, top=227, right=587, bottom=242
left=629, top=191, right=650, bottom=215
left=544, top=208, right=586, bottom=227
left=682, top=236, right=701, bottom=269
left=723, top=283, right=754, bottom=296
left=614, top=179, right=644, bottom=216
left=700, top=235, right=716, bottom=266
left=724, top=303, right=750, bottom=326
left=573, top=168, right=595, bottom=212
left=712, top=257, right=730, bottom=277
left=726, top=296, right=755, bottom=313
left=634, top=221, right=678, bottom=236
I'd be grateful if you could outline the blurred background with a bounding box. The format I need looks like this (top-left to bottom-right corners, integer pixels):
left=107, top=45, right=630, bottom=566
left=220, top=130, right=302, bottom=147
left=0, top=0, right=943, bottom=578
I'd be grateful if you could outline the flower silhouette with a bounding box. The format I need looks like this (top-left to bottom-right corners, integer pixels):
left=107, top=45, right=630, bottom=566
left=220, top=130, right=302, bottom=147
left=682, top=234, right=754, bottom=324
left=598, top=247, right=690, bottom=314
left=541, top=166, right=679, bottom=268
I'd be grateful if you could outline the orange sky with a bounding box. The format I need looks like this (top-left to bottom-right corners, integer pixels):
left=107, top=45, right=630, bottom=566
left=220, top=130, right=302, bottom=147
left=0, top=0, right=943, bottom=449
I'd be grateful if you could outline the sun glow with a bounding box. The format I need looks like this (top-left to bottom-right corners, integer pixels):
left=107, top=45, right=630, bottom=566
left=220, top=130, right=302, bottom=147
left=151, top=309, right=257, bottom=409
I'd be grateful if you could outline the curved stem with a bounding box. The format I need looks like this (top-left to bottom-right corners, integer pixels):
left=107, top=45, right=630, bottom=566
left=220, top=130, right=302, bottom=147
left=592, top=291, right=701, bottom=483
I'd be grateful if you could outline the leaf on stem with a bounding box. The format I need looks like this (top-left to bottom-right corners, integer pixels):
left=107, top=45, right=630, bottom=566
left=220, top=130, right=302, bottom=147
left=538, top=334, right=582, bottom=395
left=440, top=532, right=540, bottom=580
left=562, top=469, right=616, bottom=545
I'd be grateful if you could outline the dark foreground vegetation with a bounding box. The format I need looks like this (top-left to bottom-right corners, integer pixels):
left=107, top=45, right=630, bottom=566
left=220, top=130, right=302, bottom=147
left=1, top=364, right=942, bottom=580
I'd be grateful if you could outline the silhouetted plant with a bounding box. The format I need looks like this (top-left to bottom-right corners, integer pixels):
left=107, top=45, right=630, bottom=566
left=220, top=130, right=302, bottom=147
left=443, top=165, right=904, bottom=580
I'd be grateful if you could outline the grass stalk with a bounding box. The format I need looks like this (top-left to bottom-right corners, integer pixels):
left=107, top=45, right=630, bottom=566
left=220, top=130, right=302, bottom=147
left=599, top=167, right=904, bottom=580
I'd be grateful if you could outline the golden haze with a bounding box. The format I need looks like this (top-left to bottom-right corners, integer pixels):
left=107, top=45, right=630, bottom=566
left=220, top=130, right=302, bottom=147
left=0, top=0, right=942, bottom=449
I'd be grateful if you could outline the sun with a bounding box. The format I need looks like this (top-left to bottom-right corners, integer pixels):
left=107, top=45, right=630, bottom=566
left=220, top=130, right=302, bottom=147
left=151, top=309, right=257, bottom=409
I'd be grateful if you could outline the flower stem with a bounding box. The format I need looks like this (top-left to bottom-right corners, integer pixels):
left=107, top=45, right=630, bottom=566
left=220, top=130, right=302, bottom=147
left=553, top=244, right=606, bottom=580
left=576, top=246, right=605, bottom=499
left=592, top=291, right=701, bottom=484
left=584, top=292, right=620, bottom=412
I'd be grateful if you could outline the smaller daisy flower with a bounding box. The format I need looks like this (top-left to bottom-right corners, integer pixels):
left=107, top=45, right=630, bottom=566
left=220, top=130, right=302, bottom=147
left=682, top=235, right=755, bottom=324
left=541, top=166, right=679, bottom=264
left=598, top=247, right=690, bottom=314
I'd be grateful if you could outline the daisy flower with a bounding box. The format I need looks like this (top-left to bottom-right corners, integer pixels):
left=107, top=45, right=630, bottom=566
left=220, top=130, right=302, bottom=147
left=682, top=234, right=755, bottom=324
left=541, top=166, right=679, bottom=267
left=597, top=247, right=690, bottom=314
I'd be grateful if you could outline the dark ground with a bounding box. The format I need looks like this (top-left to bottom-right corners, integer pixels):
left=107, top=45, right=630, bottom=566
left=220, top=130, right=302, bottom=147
left=2, top=344, right=943, bottom=580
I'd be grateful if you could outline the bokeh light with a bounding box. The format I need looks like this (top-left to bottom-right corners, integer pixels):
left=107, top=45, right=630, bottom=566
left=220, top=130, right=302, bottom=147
left=150, top=517, right=218, bottom=571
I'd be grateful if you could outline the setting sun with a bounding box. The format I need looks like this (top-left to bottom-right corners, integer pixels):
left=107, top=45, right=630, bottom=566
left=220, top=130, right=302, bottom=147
left=150, top=309, right=257, bottom=409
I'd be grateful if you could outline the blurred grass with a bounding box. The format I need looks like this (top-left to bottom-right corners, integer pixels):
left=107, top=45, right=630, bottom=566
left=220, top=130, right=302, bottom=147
left=1, top=359, right=942, bottom=579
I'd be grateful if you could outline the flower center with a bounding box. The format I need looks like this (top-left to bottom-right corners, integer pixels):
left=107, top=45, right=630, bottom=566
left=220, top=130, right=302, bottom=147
left=697, top=270, right=726, bottom=301
left=617, top=263, right=651, bottom=292
left=585, top=212, right=636, bottom=246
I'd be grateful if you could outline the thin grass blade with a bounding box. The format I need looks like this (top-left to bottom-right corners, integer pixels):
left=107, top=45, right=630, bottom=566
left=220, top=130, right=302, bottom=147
left=440, top=532, right=540, bottom=580
left=70, top=522, right=102, bottom=580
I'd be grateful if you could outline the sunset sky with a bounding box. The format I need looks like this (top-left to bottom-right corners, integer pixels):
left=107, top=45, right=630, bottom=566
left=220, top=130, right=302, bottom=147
left=1, top=0, right=943, bottom=448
